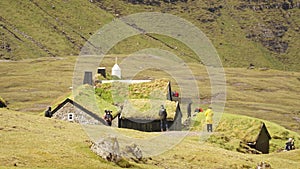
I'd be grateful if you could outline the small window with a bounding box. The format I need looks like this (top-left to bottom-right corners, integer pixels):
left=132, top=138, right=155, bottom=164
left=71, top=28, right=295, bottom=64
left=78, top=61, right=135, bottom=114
left=68, top=113, right=74, bottom=121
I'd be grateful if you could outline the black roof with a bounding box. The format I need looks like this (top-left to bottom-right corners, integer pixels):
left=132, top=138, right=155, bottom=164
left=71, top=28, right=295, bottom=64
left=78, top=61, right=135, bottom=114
left=257, top=123, right=272, bottom=140
left=51, top=98, right=106, bottom=125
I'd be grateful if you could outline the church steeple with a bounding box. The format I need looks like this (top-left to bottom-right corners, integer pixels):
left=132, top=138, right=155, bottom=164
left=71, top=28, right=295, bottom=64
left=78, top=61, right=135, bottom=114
left=112, top=57, right=121, bottom=79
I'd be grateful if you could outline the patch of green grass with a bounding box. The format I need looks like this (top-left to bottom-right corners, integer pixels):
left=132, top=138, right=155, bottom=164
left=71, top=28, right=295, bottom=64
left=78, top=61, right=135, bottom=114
left=73, top=84, right=119, bottom=118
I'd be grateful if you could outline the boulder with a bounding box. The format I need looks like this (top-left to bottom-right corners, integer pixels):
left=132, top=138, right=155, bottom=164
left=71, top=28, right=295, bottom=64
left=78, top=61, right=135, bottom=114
left=90, top=136, right=121, bottom=162
left=90, top=136, right=143, bottom=162
left=123, top=143, right=143, bottom=161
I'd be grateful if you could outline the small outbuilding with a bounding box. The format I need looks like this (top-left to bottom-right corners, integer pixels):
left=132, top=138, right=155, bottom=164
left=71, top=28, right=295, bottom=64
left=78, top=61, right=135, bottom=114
left=247, top=122, right=271, bottom=154
left=51, top=98, right=106, bottom=125
left=118, top=99, right=182, bottom=132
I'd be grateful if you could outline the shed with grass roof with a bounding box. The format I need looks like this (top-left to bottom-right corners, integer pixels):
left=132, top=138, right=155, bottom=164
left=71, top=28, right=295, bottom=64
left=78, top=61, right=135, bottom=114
left=118, top=99, right=182, bottom=132
left=246, top=122, right=271, bottom=154
left=51, top=98, right=107, bottom=125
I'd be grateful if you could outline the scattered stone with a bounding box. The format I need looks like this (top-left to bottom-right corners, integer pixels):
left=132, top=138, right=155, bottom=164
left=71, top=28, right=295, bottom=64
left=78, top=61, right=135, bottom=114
left=259, top=67, right=269, bottom=71
left=256, top=161, right=271, bottom=169
left=237, top=142, right=262, bottom=154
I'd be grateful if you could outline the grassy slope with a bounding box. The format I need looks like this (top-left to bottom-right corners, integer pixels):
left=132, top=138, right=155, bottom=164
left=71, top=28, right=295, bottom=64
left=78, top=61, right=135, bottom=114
left=0, top=0, right=299, bottom=71
left=91, top=0, right=300, bottom=71
left=0, top=0, right=113, bottom=60
left=0, top=109, right=118, bottom=169
left=1, top=108, right=300, bottom=169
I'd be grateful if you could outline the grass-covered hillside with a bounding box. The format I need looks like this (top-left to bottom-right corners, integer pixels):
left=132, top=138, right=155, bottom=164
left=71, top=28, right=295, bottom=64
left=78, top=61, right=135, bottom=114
left=1, top=1, right=299, bottom=168
left=96, top=0, right=300, bottom=71
left=1, top=0, right=300, bottom=71
left=0, top=0, right=113, bottom=60
left=1, top=108, right=300, bottom=169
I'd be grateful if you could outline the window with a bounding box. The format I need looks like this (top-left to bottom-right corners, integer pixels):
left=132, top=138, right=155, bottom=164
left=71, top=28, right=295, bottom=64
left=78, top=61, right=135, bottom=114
left=68, top=113, right=74, bottom=121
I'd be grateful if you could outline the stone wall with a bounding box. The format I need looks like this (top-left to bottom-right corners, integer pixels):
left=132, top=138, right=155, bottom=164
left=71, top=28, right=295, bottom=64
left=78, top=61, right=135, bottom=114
left=52, top=102, right=101, bottom=125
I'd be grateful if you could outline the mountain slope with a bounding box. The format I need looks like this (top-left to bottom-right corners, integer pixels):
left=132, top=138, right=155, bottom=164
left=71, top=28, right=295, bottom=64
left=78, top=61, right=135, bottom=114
left=0, top=0, right=113, bottom=60
left=94, top=0, right=300, bottom=71
left=1, top=0, right=299, bottom=70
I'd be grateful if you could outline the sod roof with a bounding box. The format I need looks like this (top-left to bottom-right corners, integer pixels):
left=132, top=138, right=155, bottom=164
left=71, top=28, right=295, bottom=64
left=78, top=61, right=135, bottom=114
left=215, top=116, right=270, bottom=142
left=96, top=78, right=170, bottom=100
left=121, top=99, right=178, bottom=120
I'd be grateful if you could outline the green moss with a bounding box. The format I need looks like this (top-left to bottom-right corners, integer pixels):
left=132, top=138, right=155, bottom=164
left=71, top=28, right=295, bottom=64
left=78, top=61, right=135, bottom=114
left=116, top=158, right=132, bottom=168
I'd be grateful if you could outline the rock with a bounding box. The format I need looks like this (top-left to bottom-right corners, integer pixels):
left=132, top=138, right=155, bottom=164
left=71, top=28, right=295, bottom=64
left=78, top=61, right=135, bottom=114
left=259, top=67, right=269, bottom=71
left=208, top=7, right=217, bottom=13
left=91, top=137, right=144, bottom=163
left=256, top=161, right=271, bottom=169
left=90, top=136, right=121, bottom=162
left=123, top=143, right=143, bottom=161
left=282, top=2, right=290, bottom=10
left=248, top=63, right=255, bottom=69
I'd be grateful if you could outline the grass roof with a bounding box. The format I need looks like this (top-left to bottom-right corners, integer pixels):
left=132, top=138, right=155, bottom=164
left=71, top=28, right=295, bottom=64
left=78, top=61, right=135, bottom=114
left=121, top=99, right=178, bottom=120
left=128, top=78, right=170, bottom=99
left=216, top=117, right=263, bottom=142
left=191, top=113, right=300, bottom=153
left=50, top=85, right=119, bottom=118
left=95, top=78, right=170, bottom=103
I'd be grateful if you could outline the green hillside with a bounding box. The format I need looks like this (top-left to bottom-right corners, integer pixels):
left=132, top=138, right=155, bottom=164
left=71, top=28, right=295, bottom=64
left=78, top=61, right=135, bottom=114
left=1, top=108, right=300, bottom=168
left=0, top=0, right=113, bottom=60
left=1, top=1, right=300, bottom=168
left=95, top=0, right=300, bottom=71
left=1, top=0, right=300, bottom=71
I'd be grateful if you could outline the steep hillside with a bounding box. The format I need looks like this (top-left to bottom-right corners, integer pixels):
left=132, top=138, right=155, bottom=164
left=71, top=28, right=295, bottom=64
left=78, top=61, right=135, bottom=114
left=1, top=0, right=299, bottom=71
left=0, top=0, right=113, bottom=60
left=94, top=0, right=300, bottom=71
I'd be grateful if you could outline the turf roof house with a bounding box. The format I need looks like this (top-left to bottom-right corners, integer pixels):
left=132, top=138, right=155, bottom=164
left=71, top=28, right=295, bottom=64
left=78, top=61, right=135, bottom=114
left=51, top=98, right=107, bottom=125
left=116, top=79, right=182, bottom=132
left=246, top=122, right=272, bottom=154
left=118, top=99, right=182, bottom=132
